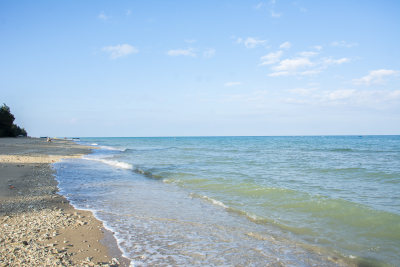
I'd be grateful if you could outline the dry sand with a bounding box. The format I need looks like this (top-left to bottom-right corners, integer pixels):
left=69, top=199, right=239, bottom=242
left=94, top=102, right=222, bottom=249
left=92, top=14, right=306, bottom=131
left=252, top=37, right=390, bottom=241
left=0, top=137, right=130, bottom=266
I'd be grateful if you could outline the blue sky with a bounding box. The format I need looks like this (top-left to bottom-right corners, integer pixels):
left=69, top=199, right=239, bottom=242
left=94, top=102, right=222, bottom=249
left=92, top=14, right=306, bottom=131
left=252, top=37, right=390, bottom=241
left=1, top=1, right=399, bottom=137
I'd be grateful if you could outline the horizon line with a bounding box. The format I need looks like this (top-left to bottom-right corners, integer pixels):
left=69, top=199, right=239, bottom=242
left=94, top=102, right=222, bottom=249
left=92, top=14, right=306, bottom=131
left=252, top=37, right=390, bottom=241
left=36, top=134, right=400, bottom=138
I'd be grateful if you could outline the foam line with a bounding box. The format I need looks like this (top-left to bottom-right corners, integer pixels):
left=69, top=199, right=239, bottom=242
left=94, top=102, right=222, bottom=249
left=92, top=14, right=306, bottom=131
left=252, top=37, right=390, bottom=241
left=83, top=157, right=134, bottom=170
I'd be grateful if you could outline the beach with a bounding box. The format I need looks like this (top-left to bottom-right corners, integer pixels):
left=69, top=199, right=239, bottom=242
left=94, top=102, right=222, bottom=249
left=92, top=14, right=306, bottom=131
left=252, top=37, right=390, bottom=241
left=0, top=137, right=129, bottom=266
left=2, top=136, right=398, bottom=266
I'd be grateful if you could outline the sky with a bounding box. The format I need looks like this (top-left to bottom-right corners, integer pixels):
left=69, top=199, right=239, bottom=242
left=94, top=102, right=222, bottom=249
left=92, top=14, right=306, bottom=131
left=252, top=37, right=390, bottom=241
left=1, top=0, right=399, bottom=137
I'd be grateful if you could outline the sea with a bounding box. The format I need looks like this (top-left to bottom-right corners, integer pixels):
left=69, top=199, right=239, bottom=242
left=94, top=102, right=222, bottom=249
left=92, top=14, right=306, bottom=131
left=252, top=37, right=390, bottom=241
left=53, top=136, right=400, bottom=266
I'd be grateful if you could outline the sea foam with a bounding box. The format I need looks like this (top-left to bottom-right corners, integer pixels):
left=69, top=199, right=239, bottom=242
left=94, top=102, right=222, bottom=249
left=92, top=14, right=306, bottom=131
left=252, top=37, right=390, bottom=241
left=83, top=157, right=133, bottom=170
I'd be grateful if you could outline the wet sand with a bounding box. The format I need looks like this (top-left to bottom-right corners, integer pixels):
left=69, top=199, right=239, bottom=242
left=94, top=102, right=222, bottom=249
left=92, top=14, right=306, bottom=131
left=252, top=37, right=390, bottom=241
left=0, top=137, right=130, bottom=266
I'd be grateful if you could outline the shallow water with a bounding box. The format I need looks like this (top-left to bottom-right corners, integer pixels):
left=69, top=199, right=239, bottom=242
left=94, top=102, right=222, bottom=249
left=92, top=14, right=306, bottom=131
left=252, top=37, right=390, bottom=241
left=54, top=136, right=400, bottom=266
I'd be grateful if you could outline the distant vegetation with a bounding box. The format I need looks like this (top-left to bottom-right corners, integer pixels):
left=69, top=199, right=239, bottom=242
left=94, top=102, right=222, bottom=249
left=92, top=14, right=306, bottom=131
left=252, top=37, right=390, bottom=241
left=0, top=104, right=27, bottom=137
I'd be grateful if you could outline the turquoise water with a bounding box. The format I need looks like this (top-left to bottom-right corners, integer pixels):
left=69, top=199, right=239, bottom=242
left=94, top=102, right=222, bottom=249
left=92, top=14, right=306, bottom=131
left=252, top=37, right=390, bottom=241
left=55, top=136, right=400, bottom=266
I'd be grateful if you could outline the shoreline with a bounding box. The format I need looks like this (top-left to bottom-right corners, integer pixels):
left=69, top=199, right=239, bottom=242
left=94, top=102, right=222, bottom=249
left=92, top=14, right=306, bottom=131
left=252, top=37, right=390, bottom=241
left=0, top=137, right=130, bottom=266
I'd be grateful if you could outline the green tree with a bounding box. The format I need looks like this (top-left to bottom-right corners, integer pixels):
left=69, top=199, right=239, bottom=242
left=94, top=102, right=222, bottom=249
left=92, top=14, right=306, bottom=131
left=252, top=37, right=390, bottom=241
left=0, top=104, right=27, bottom=137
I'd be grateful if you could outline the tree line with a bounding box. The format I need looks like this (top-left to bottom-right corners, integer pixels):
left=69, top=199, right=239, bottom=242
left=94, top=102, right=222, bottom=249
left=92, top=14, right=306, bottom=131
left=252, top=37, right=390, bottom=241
left=0, top=104, right=27, bottom=137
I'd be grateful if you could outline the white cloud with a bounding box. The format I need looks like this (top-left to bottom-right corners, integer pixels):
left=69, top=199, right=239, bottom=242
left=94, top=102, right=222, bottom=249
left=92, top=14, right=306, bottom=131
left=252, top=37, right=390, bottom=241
left=261, top=43, right=350, bottom=77
left=269, top=0, right=282, bottom=18
left=203, top=48, right=216, bottom=58
left=167, top=48, right=196, bottom=57
left=224, top=82, right=242, bottom=87
left=225, top=84, right=400, bottom=111
left=273, top=57, right=314, bottom=72
left=254, top=0, right=284, bottom=17
left=268, top=71, right=290, bottom=77
left=237, top=37, right=267, bottom=48
left=323, top=57, right=350, bottom=65
left=353, top=69, right=399, bottom=86
left=327, top=89, right=355, bottom=101
left=331, top=41, right=358, bottom=48
left=298, top=44, right=324, bottom=57
left=102, top=44, right=138, bottom=59
left=166, top=47, right=214, bottom=58
left=286, top=85, right=400, bottom=107
left=298, top=51, right=319, bottom=57
left=260, top=50, right=283, bottom=65
left=266, top=53, right=350, bottom=77
left=300, top=70, right=322, bottom=76
left=279, top=41, right=291, bottom=49
left=322, top=89, right=400, bottom=106
left=244, top=37, right=267, bottom=48
left=98, top=11, right=110, bottom=20
left=313, top=45, right=323, bottom=51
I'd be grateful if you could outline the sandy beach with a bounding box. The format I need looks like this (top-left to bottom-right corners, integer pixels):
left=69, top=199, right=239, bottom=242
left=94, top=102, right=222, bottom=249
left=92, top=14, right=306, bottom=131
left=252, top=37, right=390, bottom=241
left=0, top=137, right=130, bottom=266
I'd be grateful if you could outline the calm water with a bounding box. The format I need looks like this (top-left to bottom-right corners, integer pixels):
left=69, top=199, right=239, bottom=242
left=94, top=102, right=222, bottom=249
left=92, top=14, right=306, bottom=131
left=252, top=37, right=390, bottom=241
left=54, top=136, right=400, bottom=266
